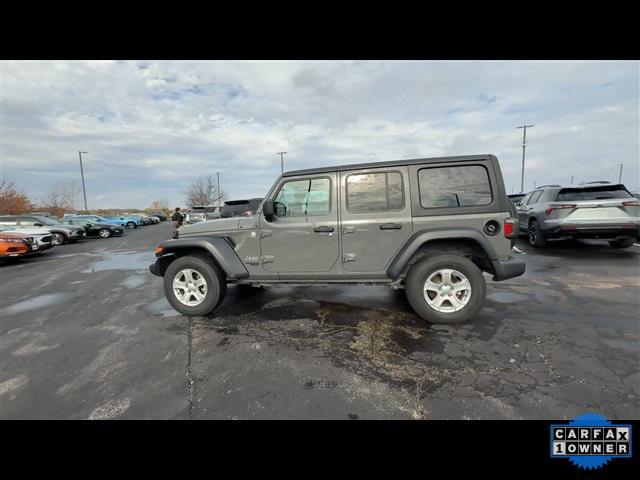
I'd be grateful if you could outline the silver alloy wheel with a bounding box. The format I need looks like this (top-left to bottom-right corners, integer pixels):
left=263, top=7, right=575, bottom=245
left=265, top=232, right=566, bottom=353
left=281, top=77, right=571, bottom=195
left=99, top=229, right=110, bottom=238
left=52, top=233, right=65, bottom=245
left=173, top=268, right=208, bottom=306
left=423, top=268, right=472, bottom=313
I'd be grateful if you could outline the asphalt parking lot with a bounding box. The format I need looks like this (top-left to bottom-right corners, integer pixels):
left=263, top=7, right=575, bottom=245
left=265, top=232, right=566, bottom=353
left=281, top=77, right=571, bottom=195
left=1, top=222, right=638, bottom=419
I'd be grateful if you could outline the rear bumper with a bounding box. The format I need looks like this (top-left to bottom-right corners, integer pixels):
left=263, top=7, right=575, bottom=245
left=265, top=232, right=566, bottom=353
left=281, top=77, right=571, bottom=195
left=541, top=223, right=639, bottom=240
left=491, top=256, right=526, bottom=281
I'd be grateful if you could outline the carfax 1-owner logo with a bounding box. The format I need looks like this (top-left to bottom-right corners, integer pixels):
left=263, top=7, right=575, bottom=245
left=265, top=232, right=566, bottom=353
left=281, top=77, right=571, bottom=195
left=550, top=413, right=632, bottom=470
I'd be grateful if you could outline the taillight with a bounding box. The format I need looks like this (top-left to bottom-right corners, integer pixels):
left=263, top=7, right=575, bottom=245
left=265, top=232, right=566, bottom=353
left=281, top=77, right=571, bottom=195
left=545, top=204, right=576, bottom=216
left=504, top=218, right=515, bottom=238
left=622, top=200, right=640, bottom=206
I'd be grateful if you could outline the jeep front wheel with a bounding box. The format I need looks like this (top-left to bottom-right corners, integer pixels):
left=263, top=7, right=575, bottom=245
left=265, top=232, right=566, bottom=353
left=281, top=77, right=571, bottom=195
left=405, top=255, right=486, bottom=324
left=163, top=255, right=227, bottom=316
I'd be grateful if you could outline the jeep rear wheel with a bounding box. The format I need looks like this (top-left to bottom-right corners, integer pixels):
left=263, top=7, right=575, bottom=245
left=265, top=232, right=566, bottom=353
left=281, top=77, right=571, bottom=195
left=163, top=255, right=227, bottom=316
left=405, top=255, right=486, bottom=324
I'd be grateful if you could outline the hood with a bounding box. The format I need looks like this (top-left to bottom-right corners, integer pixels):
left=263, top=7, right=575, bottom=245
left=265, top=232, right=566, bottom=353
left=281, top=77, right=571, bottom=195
left=2, top=228, right=51, bottom=235
left=179, top=217, right=241, bottom=235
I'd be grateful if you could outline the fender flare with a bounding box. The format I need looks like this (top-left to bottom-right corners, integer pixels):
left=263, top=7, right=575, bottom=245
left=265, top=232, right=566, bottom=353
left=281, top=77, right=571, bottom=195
left=157, top=236, right=249, bottom=279
left=386, top=229, right=498, bottom=278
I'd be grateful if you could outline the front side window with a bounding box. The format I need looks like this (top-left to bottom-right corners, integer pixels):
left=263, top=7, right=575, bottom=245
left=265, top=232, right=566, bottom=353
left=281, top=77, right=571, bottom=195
left=274, top=177, right=330, bottom=217
left=346, top=171, right=404, bottom=213
left=418, top=165, right=492, bottom=208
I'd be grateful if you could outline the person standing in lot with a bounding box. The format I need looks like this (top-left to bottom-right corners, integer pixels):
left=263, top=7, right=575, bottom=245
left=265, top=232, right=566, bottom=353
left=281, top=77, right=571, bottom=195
left=171, top=207, right=184, bottom=229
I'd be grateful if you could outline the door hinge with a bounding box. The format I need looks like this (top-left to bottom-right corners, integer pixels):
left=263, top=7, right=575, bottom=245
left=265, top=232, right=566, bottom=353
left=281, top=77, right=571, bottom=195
left=343, top=253, right=357, bottom=263
left=260, top=255, right=274, bottom=264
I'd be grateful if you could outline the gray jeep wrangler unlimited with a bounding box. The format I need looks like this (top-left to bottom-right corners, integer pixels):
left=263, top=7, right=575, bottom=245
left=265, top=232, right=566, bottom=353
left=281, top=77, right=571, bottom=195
left=150, top=155, right=525, bottom=324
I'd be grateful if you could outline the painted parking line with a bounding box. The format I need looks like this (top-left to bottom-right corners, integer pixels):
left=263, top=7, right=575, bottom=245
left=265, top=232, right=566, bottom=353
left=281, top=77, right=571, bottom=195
left=634, top=243, right=640, bottom=247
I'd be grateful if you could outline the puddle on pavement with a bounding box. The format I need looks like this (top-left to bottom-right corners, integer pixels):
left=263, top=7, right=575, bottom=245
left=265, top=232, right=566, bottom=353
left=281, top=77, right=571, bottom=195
left=1, top=292, right=75, bottom=316
left=487, top=291, right=529, bottom=303
left=145, top=297, right=180, bottom=317
left=82, top=250, right=154, bottom=273
left=119, top=274, right=148, bottom=289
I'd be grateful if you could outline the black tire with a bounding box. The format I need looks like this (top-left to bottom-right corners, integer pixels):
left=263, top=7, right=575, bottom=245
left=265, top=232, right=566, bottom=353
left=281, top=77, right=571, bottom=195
left=609, top=238, right=634, bottom=249
left=528, top=219, right=548, bottom=247
left=126, top=221, right=137, bottom=229
left=163, top=255, right=227, bottom=316
left=98, top=228, right=112, bottom=238
left=405, top=254, right=486, bottom=324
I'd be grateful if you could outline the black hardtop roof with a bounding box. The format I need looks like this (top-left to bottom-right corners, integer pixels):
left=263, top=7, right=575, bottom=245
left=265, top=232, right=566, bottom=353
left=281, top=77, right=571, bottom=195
left=282, top=154, right=496, bottom=177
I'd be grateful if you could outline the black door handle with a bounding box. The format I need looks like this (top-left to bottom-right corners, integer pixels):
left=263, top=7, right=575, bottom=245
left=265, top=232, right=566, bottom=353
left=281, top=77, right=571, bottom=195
left=379, top=223, right=402, bottom=230
left=313, top=226, right=334, bottom=233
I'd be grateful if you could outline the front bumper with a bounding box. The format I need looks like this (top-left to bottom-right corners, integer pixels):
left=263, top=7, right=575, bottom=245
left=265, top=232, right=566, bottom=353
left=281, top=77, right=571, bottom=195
left=491, top=255, right=526, bottom=281
left=149, top=253, right=177, bottom=277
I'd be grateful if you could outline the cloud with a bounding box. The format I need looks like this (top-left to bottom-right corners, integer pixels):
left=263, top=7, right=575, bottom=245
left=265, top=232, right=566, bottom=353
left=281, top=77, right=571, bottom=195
left=0, top=60, right=638, bottom=209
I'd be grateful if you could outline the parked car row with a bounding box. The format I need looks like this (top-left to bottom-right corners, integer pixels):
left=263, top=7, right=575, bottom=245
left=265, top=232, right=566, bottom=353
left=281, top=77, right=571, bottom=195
left=184, top=199, right=263, bottom=225
left=510, top=181, right=639, bottom=248
left=0, top=211, right=166, bottom=261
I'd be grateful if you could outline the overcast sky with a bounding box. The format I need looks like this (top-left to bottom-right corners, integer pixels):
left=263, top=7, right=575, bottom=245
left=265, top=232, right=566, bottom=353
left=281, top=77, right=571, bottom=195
left=1, top=60, right=638, bottom=209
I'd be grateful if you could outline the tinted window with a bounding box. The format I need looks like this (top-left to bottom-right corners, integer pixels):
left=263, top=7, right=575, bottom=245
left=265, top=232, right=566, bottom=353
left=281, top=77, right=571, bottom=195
left=274, top=178, right=330, bottom=217
left=556, top=186, right=633, bottom=201
left=418, top=165, right=492, bottom=208
left=346, top=171, right=404, bottom=213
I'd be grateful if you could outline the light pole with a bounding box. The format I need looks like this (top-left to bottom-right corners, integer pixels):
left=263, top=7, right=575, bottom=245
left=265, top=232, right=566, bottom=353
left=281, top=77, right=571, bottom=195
left=617, top=163, right=623, bottom=184
left=516, top=125, right=534, bottom=193
left=276, top=151, right=287, bottom=174
left=216, top=172, right=221, bottom=208
left=78, top=151, right=88, bottom=213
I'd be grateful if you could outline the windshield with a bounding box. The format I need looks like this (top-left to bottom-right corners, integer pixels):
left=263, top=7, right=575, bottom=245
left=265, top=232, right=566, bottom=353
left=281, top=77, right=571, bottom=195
left=34, top=216, right=59, bottom=225
left=556, top=185, right=632, bottom=201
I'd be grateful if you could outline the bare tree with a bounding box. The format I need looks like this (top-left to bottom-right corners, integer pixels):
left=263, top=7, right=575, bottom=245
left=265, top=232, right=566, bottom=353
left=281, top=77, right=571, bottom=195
left=40, top=180, right=82, bottom=217
left=147, top=198, right=170, bottom=215
left=0, top=179, right=34, bottom=214
left=185, top=174, right=226, bottom=207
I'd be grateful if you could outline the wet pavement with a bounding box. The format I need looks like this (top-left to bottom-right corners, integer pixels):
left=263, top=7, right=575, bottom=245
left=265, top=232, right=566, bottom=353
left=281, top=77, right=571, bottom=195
left=0, top=223, right=638, bottom=419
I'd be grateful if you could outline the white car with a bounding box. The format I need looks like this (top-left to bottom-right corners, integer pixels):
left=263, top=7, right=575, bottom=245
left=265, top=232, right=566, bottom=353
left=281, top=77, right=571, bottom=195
left=0, top=225, right=55, bottom=251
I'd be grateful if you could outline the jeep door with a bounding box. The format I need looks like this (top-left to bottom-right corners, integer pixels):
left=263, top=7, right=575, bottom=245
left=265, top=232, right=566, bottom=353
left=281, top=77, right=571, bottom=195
left=340, top=167, right=412, bottom=272
left=260, top=173, right=339, bottom=273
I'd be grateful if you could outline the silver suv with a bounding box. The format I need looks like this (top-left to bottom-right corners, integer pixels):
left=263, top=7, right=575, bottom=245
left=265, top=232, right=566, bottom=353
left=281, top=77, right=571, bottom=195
left=517, top=182, right=639, bottom=248
left=151, top=155, right=525, bottom=324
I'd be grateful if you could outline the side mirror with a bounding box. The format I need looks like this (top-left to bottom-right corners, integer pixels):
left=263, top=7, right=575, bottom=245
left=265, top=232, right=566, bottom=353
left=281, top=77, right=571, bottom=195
left=262, top=199, right=275, bottom=221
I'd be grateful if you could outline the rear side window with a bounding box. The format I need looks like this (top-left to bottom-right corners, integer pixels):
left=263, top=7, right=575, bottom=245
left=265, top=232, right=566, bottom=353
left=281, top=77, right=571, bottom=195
left=346, top=171, right=404, bottom=213
left=418, top=165, right=492, bottom=208
left=556, top=186, right=633, bottom=201
left=528, top=191, right=543, bottom=204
